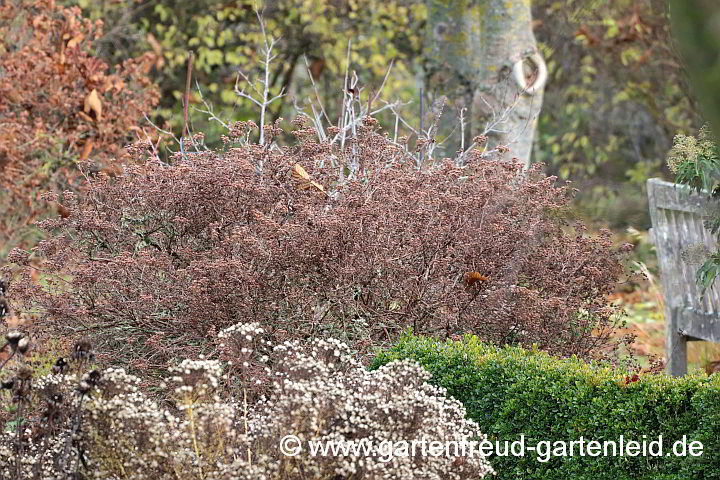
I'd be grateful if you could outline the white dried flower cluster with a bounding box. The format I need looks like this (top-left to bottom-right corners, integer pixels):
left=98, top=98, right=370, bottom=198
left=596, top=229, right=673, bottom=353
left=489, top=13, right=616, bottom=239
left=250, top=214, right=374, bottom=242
left=272, top=337, right=358, bottom=377
left=217, top=321, right=265, bottom=341
left=0, top=371, right=84, bottom=479
left=167, top=358, right=223, bottom=402
left=0, top=336, right=493, bottom=480
left=217, top=322, right=273, bottom=396
left=218, top=321, right=271, bottom=364
left=250, top=338, right=494, bottom=479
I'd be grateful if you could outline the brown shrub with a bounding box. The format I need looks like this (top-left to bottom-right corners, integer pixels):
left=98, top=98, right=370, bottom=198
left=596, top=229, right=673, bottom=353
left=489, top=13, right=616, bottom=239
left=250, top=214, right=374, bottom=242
left=0, top=0, right=160, bottom=256
left=3, top=118, right=630, bottom=376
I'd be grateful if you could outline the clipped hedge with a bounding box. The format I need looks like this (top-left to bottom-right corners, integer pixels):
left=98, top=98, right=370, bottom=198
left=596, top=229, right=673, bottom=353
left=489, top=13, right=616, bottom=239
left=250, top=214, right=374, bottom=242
left=371, top=335, right=720, bottom=480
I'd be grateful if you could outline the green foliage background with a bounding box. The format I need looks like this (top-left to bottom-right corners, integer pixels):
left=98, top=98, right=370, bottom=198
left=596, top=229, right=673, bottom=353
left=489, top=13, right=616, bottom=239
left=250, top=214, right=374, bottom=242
left=664, top=0, right=720, bottom=291
left=669, top=0, right=720, bottom=140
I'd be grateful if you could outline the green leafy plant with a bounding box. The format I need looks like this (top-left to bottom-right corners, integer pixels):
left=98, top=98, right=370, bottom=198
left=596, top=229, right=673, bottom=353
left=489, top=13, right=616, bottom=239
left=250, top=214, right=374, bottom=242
left=667, top=125, right=720, bottom=194
left=667, top=125, right=720, bottom=290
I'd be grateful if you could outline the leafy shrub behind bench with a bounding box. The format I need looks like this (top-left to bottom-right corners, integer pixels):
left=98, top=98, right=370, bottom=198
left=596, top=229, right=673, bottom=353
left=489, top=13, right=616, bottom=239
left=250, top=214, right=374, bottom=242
left=372, top=334, right=720, bottom=480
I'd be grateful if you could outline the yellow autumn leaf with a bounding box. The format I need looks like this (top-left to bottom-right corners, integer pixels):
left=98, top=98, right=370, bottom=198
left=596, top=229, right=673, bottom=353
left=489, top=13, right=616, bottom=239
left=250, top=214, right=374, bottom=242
left=67, top=33, right=84, bottom=49
left=83, top=89, right=102, bottom=121
left=291, top=163, right=325, bottom=193
left=291, top=163, right=311, bottom=181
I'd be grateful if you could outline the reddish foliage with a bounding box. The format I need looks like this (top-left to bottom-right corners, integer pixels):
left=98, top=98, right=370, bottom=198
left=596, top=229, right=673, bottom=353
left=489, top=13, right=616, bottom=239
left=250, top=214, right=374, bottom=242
left=0, top=0, right=160, bottom=254
left=4, top=119, right=630, bottom=375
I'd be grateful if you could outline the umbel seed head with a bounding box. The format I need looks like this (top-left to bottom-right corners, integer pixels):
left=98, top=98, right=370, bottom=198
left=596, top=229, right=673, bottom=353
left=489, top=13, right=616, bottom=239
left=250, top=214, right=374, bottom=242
left=17, top=337, right=29, bottom=355
left=16, top=366, right=32, bottom=381
left=85, top=370, right=101, bottom=386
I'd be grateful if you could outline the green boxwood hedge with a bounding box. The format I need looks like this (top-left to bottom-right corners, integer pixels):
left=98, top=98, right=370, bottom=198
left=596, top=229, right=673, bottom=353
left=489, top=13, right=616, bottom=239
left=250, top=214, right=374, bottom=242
left=371, top=335, right=720, bottom=480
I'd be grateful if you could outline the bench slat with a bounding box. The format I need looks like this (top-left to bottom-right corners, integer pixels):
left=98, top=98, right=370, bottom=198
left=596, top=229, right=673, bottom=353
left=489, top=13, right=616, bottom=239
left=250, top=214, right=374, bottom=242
left=647, top=178, right=720, bottom=376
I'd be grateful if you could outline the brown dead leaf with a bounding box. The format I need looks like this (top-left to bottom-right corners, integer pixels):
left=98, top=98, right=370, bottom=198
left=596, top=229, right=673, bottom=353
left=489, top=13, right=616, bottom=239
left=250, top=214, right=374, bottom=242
left=57, top=203, right=71, bottom=218
left=145, top=34, right=166, bottom=69
left=84, top=89, right=102, bottom=121
left=67, top=33, right=84, bottom=49
left=77, top=111, right=94, bottom=123
left=80, top=138, right=93, bottom=160
left=6, top=88, right=23, bottom=104
left=147, top=33, right=163, bottom=56
left=291, top=163, right=325, bottom=193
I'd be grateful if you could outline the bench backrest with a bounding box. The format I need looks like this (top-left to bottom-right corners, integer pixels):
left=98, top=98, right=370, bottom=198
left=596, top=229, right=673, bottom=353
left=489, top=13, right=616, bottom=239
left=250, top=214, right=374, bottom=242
left=647, top=178, right=720, bottom=375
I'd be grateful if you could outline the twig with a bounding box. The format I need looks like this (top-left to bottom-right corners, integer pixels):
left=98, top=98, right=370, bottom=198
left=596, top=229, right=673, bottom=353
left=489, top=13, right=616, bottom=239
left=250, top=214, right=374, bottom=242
left=183, top=51, right=194, bottom=139
left=419, top=87, right=424, bottom=167
left=303, top=54, right=332, bottom=125
left=192, top=78, right=230, bottom=133
left=330, top=101, right=407, bottom=145
left=371, top=59, right=394, bottom=107
left=338, top=40, right=352, bottom=167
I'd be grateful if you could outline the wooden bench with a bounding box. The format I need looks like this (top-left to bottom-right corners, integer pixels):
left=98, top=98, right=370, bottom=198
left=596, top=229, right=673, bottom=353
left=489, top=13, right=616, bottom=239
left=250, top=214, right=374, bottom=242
left=647, top=178, right=720, bottom=376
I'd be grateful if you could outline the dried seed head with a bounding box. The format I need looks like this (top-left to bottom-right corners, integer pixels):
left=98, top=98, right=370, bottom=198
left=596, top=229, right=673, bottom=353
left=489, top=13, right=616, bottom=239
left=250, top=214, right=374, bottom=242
left=76, top=381, right=92, bottom=394
left=681, top=243, right=711, bottom=267
left=48, top=393, right=63, bottom=407
left=1, top=378, right=14, bottom=390
left=5, top=330, right=23, bottom=346
left=0, top=298, right=10, bottom=319
left=11, top=366, right=33, bottom=402
left=16, top=366, right=32, bottom=382
left=83, top=369, right=101, bottom=387
left=52, top=357, right=69, bottom=375
left=17, top=336, right=30, bottom=354
left=472, top=135, right=488, bottom=145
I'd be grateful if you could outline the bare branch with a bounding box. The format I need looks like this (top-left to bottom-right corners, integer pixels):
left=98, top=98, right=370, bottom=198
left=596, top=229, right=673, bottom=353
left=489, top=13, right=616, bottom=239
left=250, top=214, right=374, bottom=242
left=183, top=51, right=194, bottom=139
left=303, top=54, right=332, bottom=125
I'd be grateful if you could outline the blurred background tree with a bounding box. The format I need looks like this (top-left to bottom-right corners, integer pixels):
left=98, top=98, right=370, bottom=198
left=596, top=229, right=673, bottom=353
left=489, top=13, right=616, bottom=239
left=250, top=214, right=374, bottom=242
left=424, top=0, right=546, bottom=167
left=0, top=0, right=159, bottom=257
left=69, top=0, right=427, bottom=149
left=669, top=0, right=720, bottom=139
left=534, top=0, right=701, bottom=229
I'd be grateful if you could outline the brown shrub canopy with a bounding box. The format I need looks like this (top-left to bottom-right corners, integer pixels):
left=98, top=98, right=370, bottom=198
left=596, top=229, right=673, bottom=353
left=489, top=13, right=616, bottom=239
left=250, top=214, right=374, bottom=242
left=0, top=0, right=160, bottom=255
left=4, top=119, right=630, bottom=374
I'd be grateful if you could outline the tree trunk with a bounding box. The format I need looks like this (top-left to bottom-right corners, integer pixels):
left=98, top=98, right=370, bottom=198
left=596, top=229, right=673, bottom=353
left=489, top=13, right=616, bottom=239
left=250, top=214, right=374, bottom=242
left=424, top=0, right=546, bottom=168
